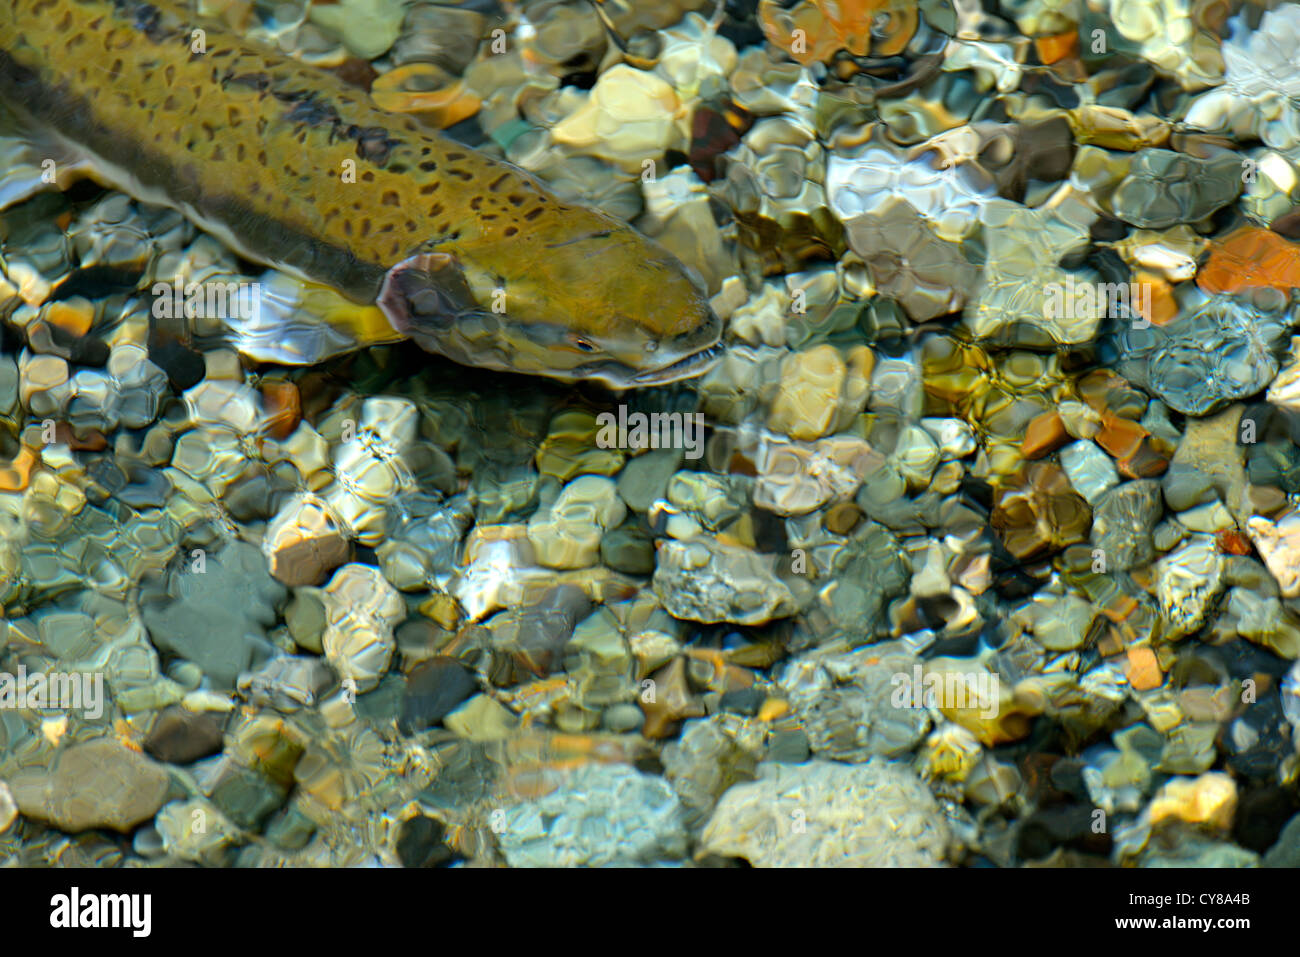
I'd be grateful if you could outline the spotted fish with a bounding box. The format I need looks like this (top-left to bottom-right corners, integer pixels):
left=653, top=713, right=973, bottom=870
left=0, top=0, right=722, bottom=387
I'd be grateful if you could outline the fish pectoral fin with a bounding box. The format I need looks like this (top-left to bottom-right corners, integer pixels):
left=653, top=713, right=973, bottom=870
left=376, top=251, right=479, bottom=338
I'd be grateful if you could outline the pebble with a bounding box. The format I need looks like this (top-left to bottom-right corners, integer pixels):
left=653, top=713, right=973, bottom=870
left=156, top=799, right=240, bottom=863
left=320, top=563, right=405, bottom=693
left=1091, top=480, right=1162, bottom=571
left=1060, top=439, right=1120, bottom=506
left=662, top=717, right=759, bottom=829
left=444, top=694, right=517, bottom=742
left=1155, top=536, right=1226, bottom=638
left=528, top=475, right=627, bottom=570
left=652, top=539, right=798, bottom=625
left=264, top=494, right=352, bottom=587
left=1112, top=295, right=1286, bottom=417
left=1246, top=508, right=1300, bottom=598
left=1146, top=772, right=1237, bottom=832
left=141, top=540, right=285, bottom=688
left=551, top=65, right=688, bottom=172
left=237, top=656, right=334, bottom=713
left=768, top=345, right=846, bottom=440
left=699, top=759, right=951, bottom=867
left=7, top=738, right=170, bottom=833
left=144, top=706, right=226, bottom=764
left=1111, top=149, right=1241, bottom=228
left=399, top=657, right=479, bottom=735
left=0, top=780, right=16, bottom=832
left=779, top=643, right=931, bottom=761
left=394, top=814, right=457, bottom=869
left=754, top=434, right=880, bottom=517
left=497, top=763, right=687, bottom=867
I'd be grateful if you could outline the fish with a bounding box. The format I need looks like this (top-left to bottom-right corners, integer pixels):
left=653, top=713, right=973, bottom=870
left=0, top=0, right=722, bottom=388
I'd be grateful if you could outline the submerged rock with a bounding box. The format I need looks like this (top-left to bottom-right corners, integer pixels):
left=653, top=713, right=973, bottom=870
left=497, top=763, right=688, bottom=867
left=8, top=738, right=170, bottom=833
left=1111, top=295, right=1286, bottom=416
left=652, top=538, right=798, bottom=625
left=1155, top=536, right=1225, bottom=638
left=699, top=759, right=951, bottom=867
left=141, top=540, right=285, bottom=687
left=778, top=642, right=931, bottom=761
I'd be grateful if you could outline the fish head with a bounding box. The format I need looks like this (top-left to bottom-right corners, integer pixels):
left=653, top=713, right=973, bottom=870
left=377, top=215, right=722, bottom=389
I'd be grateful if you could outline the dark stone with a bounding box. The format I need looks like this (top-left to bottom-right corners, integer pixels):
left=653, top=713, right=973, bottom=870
left=143, top=705, right=225, bottom=764
left=1264, top=812, right=1300, bottom=867
left=264, top=805, right=318, bottom=851
left=399, top=656, right=479, bottom=734
left=719, top=687, right=765, bottom=716
left=1016, top=804, right=1111, bottom=861
left=600, top=522, right=655, bottom=575
left=766, top=729, right=810, bottom=764
left=395, top=814, right=459, bottom=868
left=1233, top=784, right=1296, bottom=853
left=211, top=764, right=289, bottom=830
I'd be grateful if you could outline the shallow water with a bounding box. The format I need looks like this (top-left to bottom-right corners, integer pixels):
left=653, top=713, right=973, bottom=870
left=0, top=0, right=1299, bottom=868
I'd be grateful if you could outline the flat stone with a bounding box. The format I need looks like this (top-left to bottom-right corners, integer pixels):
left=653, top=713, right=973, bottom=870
left=498, top=763, right=687, bottom=867
left=9, top=739, right=170, bottom=833
left=652, top=538, right=798, bottom=625
left=144, top=706, right=226, bottom=764
left=699, top=759, right=951, bottom=866
left=399, top=657, right=480, bottom=734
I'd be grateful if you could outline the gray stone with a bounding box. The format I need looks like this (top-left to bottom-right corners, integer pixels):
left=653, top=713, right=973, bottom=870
left=699, top=759, right=951, bottom=866
left=497, top=763, right=687, bottom=867
left=142, top=541, right=284, bottom=687
left=8, top=738, right=170, bottom=833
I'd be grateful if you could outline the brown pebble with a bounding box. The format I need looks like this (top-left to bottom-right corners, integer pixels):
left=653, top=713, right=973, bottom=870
left=1215, top=528, right=1252, bottom=555
left=144, top=706, right=226, bottom=764
left=1117, top=436, right=1169, bottom=479
left=1272, top=207, right=1300, bottom=240
left=1094, top=411, right=1146, bottom=460
left=259, top=379, right=302, bottom=440
left=640, top=657, right=705, bottom=739
left=332, top=57, right=378, bottom=92
left=54, top=421, right=108, bottom=451
left=1021, top=411, right=1068, bottom=459
left=823, top=501, right=865, bottom=535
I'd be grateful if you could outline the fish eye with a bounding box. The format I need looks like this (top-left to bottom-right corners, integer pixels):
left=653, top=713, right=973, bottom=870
left=572, top=337, right=596, bottom=353
left=645, top=340, right=659, bottom=353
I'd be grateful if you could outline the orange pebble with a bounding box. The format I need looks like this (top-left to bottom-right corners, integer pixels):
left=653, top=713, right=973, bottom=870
left=43, top=298, right=95, bottom=337
left=1095, top=410, right=1147, bottom=460
left=1126, top=647, right=1162, bottom=691
left=1197, top=226, right=1300, bottom=296
left=1022, top=410, right=1069, bottom=459
left=259, top=380, right=302, bottom=440
left=0, top=446, right=36, bottom=492
left=1216, top=528, right=1252, bottom=555
left=1134, top=271, right=1179, bottom=327
left=1035, top=31, right=1078, bottom=65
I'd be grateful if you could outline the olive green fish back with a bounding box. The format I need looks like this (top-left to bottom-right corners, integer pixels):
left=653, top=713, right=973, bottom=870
left=0, top=0, right=562, bottom=302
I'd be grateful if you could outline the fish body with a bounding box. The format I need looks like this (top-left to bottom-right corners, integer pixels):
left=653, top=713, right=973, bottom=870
left=0, top=0, right=721, bottom=387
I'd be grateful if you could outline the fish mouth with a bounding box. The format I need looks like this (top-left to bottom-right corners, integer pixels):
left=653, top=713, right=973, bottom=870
left=566, top=342, right=723, bottom=389
left=627, top=341, right=723, bottom=386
